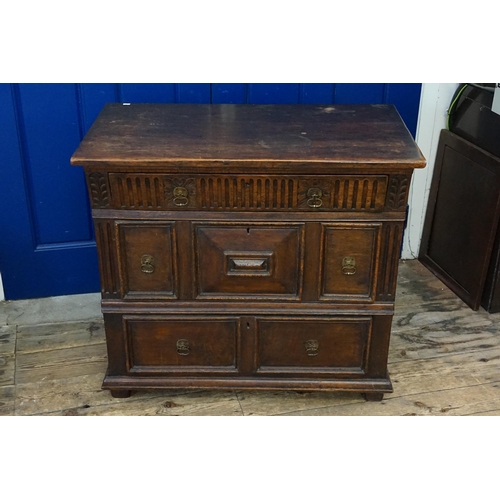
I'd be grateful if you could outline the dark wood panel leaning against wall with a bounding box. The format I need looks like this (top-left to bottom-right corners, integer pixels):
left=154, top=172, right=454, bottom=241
left=71, top=104, right=425, bottom=401
left=419, top=130, right=500, bottom=311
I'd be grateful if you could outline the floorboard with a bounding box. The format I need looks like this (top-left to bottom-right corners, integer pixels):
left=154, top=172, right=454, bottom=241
left=1, top=260, right=500, bottom=416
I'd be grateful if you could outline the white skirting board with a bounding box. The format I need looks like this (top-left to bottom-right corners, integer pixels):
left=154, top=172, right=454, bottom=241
left=401, top=83, right=460, bottom=259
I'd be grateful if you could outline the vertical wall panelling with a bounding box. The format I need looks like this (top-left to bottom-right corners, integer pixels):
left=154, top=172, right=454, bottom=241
left=79, top=84, right=118, bottom=132
left=16, top=84, right=92, bottom=245
left=0, top=84, right=35, bottom=287
left=211, top=84, right=247, bottom=104
left=384, top=83, right=422, bottom=137
left=334, top=84, right=386, bottom=104
left=0, top=83, right=100, bottom=300
left=299, top=84, right=335, bottom=104
left=176, top=84, right=211, bottom=103
left=119, top=84, right=176, bottom=103
left=0, top=83, right=422, bottom=300
left=247, top=84, right=301, bottom=104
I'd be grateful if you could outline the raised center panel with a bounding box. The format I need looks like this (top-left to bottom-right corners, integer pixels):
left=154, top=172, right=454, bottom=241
left=117, top=221, right=178, bottom=300
left=194, top=223, right=305, bottom=299
left=255, top=316, right=372, bottom=376
left=319, top=223, right=381, bottom=301
left=124, top=315, right=239, bottom=375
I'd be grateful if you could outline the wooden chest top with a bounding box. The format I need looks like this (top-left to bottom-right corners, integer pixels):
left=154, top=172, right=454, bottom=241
left=70, top=104, right=425, bottom=170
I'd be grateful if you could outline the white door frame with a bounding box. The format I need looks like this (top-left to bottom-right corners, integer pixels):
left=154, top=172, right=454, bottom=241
left=401, top=83, right=460, bottom=259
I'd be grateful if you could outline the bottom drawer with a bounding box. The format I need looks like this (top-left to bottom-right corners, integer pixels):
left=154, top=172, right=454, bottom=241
left=103, top=312, right=392, bottom=397
left=256, top=316, right=372, bottom=376
left=116, top=313, right=376, bottom=378
left=124, top=316, right=239, bottom=375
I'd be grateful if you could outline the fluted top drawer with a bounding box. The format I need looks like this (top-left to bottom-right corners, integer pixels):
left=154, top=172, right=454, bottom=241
left=86, top=173, right=410, bottom=212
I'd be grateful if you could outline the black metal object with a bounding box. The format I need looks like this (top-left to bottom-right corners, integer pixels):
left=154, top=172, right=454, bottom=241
left=449, top=84, right=500, bottom=159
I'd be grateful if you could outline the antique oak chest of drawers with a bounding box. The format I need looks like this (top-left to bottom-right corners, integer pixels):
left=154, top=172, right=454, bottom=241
left=71, top=103, right=425, bottom=400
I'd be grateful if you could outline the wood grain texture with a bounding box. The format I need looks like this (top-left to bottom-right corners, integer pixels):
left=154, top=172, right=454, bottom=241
left=319, top=223, right=380, bottom=301
left=71, top=104, right=425, bottom=168
left=0, top=385, right=15, bottom=416
left=125, top=316, right=239, bottom=374
left=255, top=316, right=371, bottom=375
left=194, top=223, right=304, bottom=299
left=15, top=374, right=195, bottom=416
left=377, top=222, right=404, bottom=301
left=116, top=221, right=178, bottom=300
left=15, top=343, right=108, bottom=385
left=0, top=325, right=16, bottom=387
left=107, top=174, right=390, bottom=212
left=278, top=383, right=500, bottom=416
left=16, top=320, right=105, bottom=353
left=5, top=260, right=500, bottom=415
left=44, top=391, right=243, bottom=416
left=71, top=103, right=424, bottom=399
left=94, top=221, right=120, bottom=298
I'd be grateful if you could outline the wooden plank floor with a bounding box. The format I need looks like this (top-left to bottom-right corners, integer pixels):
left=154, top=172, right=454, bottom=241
left=1, top=260, right=500, bottom=416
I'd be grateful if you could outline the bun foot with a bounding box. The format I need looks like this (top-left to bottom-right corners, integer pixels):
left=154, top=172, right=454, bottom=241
left=362, top=392, right=384, bottom=402
left=110, top=389, right=132, bottom=398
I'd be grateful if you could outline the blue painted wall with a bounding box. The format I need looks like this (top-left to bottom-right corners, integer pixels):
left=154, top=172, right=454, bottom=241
left=0, top=83, right=422, bottom=300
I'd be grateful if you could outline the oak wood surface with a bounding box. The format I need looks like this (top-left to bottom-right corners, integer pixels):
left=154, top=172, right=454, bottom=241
left=71, top=104, right=425, bottom=168
left=68, top=103, right=425, bottom=399
left=4, top=260, right=500, bottom=415
left=255, top=316, right=370, bottom=373
left=195, top=223, right=304, bottom=298
left=126, top=316, right=239, bottom=372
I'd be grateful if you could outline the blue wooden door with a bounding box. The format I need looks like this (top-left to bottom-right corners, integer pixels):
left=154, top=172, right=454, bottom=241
left=0, top=83, right=421, bottom=300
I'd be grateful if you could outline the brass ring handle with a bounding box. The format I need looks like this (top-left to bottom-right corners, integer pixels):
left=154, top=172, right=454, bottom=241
left=304, top=339, right=319, bottom=356
left=307, top=187, right=323, bottom=208
left=176, top=339, right=190, bottom=355
left=140, top=254, right=155, bottom=274
left=342, top=256, right=356, bottom=275
left=173, top=186, right=189, bottom=207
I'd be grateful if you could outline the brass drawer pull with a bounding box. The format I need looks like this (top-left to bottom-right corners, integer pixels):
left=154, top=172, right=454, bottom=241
left=307, top=187, right=323, bottom=208
left=140, top=254, right=155, bottom=274
left=176, top=339, right=190, bottom=355
left=342, top=256, right=356, bottom=275
left=304, top=339, right=319, bottom=356
left=173, top=186, right=189, bottom=207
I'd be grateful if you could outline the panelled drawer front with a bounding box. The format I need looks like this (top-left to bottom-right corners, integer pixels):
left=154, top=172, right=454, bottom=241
left=117, top=222, right=178, bottom=299
left=195, top=223, right=304, bottom=299
left=106, top=173, right=390, bottom=212
left=124, top=316, right=239, bottom=375
left=320, top=223, right=381, bottom=301
left=256, top=316, right=371, bottom=376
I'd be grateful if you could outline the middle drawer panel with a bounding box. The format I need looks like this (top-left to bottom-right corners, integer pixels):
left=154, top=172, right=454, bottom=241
left=194, top=222, right=305, bottom=299
left=97, top=218, right=392, bottom=302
